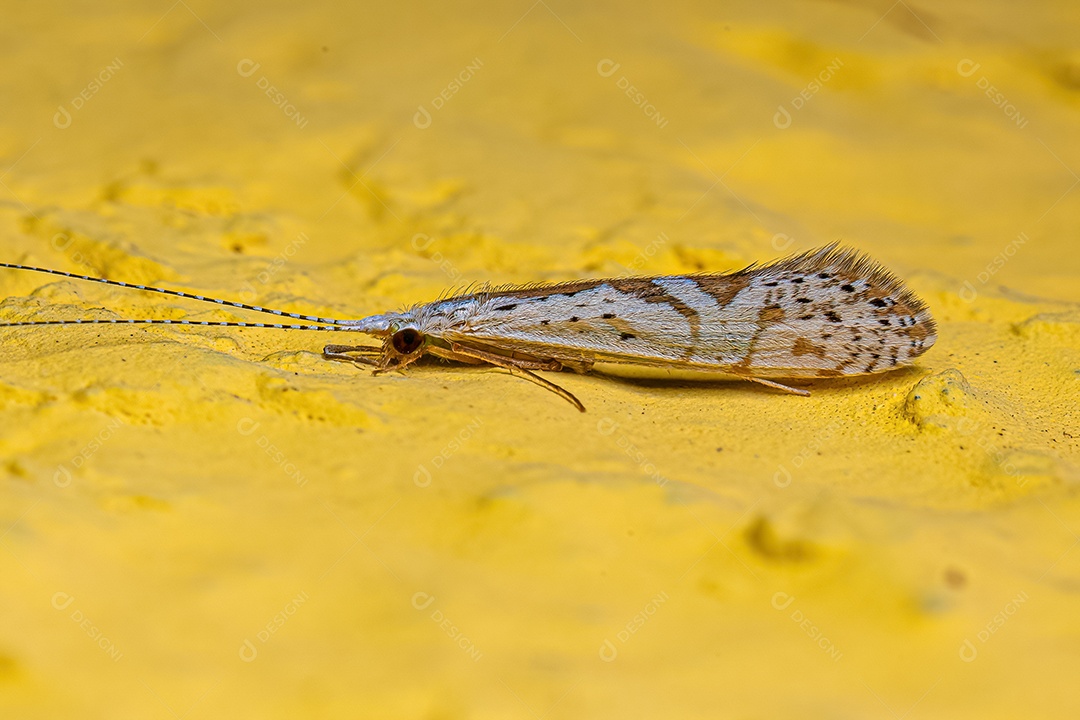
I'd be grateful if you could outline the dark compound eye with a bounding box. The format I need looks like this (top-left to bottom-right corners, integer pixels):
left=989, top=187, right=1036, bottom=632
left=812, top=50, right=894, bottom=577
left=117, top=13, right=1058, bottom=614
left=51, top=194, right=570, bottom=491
left=391, top=328, right=423, bottom=354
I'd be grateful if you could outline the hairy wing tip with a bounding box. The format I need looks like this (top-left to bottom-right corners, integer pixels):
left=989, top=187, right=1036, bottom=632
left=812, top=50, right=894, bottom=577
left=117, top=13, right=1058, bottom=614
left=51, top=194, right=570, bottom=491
left=772, top=242, right=938, bottom=346
left=775, top=243, right=926, bottom=290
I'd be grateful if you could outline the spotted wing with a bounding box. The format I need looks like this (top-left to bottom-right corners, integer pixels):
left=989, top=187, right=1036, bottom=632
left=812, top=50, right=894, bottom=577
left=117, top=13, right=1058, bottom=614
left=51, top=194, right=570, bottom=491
left=423, top=245, right=936, bottom=377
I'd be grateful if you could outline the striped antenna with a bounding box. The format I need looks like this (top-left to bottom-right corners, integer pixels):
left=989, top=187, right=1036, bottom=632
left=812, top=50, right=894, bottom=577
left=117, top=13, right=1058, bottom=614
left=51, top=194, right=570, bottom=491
left=0, top=318, right=356, bottom=331
left=0, top=262, right=355, bottom=325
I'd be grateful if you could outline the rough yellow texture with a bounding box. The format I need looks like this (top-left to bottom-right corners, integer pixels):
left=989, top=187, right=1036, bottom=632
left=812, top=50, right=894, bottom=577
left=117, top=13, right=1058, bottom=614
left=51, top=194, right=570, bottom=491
left=1, top=1, right=1078, bottom=718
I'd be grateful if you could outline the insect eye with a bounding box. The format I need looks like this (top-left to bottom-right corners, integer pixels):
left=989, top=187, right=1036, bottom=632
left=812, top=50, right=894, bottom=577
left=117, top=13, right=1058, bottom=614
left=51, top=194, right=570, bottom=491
left=391, top=328, right=423, bottom=354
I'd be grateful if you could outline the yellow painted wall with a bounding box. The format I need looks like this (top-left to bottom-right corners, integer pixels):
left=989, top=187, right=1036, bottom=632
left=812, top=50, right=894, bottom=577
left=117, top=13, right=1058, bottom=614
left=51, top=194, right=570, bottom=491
left=1, top=1, right=1078, bottom=717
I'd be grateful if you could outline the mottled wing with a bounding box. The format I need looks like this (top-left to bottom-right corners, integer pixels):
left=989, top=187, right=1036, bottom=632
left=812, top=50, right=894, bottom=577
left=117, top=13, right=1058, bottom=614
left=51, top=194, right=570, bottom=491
left=419, top=245, right=936, bottom=378
left=710, top=244, right=938, bottom=377
left=425, top=275, right=746, bottom=367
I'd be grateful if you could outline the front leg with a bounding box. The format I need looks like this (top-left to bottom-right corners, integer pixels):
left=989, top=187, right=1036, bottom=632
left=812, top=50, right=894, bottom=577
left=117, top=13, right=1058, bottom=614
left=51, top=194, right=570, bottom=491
left=323, top=344, right=380, bottom=367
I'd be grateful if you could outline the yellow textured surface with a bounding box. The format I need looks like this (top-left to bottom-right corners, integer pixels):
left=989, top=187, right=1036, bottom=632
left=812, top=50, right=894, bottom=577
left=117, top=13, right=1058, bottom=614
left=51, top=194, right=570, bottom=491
left=1, top=1, right=1079, bottom=718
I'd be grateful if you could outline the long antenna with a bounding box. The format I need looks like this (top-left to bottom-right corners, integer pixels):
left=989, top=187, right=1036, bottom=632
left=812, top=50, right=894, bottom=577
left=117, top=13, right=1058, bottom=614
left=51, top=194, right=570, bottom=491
left=0, top=318, right=356, bottom=331
left=0, top=262, right=355, bottom=325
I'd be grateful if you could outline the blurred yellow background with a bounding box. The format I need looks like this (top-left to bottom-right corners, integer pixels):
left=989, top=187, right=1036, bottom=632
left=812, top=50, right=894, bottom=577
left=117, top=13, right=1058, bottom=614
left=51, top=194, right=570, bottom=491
left=1, top=1, right=1078, bottom=717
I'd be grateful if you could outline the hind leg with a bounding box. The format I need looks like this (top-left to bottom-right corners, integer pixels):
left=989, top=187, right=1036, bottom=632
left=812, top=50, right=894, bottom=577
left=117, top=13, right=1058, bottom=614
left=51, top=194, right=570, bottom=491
left=748, top=377, right=811, bottom=397
left=447, top=343, right=584, bottom=412
left=447, top=343, right=563, bottom=371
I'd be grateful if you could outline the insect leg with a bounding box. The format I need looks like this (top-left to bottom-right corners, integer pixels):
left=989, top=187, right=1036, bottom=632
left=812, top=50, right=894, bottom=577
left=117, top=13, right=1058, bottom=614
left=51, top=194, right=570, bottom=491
left=748, top=377, right=811, bottom=397
left=425, top=345, right=487, bottom=365
left=448, top=343, right=585, bottom=412
left=447, top=343, right=562, bottom=371
left=323, top=344, right=380, bottom=367
left=561, top=360, right=594, bottom=374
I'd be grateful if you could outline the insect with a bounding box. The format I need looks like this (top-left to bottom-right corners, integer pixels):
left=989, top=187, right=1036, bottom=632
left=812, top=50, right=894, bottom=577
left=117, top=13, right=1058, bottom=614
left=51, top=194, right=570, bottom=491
left=0, top=243, right=936, bottom=412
